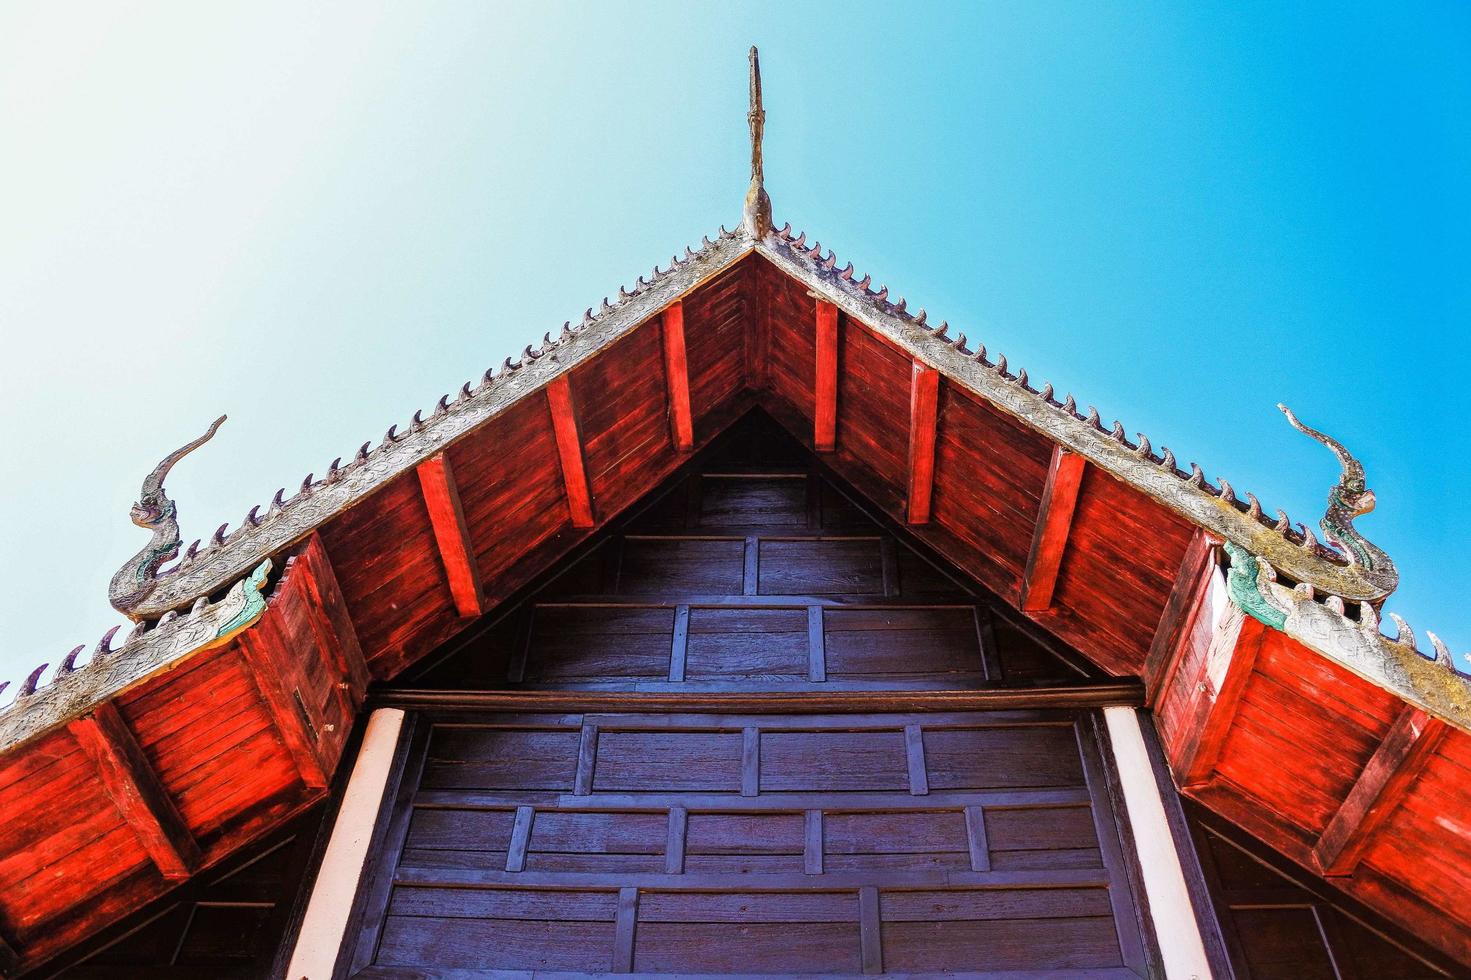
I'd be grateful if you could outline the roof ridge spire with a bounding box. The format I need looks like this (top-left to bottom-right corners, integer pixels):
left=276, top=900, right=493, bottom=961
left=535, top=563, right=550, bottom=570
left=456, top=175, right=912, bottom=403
left=742, top=45, right=773, bottom=239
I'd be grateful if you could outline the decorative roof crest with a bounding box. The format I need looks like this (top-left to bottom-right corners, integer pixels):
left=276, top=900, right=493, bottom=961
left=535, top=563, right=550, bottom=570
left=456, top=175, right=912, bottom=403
left=1278, top=404, right=1397, bottom=598
left=108, top=415, right=227, bottom=618
left=741, top=46, right=773, bottom=239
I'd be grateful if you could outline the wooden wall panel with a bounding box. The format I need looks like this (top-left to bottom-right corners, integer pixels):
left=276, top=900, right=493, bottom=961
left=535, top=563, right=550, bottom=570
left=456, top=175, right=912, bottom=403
left=759, top=259, right=817, bottom=421
left=831, top=321, right=911, bottom=514
left=318, top=471, right=458, bottom=676
left=575, top=325, right=673, bottom=520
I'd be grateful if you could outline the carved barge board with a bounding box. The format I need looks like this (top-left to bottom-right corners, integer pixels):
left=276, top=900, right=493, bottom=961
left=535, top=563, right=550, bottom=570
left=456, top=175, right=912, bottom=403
left=1314, top=705, right=1448, bottom=876
left=1177, top=607, right=1270, bottom=788
left=906, top=360, right=940, bottom=525
left=67, top=702, right=201, bottom=879
left=546, top=375, right=596, bottom=528
left=1019, top=446, right=1086, bottom=612
left=661, top=302, right=694, bottom=452
left=415, top=454, right=485, bottom=619
left=814, top=298, right=839, bottom=452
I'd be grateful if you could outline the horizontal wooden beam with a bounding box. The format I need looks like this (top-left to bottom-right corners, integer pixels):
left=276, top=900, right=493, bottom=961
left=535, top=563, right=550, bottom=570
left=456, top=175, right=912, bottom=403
left=68, top=702, right=201, bottom=879
left=1177, top=607, right=1269, bottom=788
left=238, top=620, right=329, bottom=789
left=1143, top=529, right=1220, bottom=704
left=814, top=299, right=839, bottom=452
left=546, top=375, right=595, bottom=528
left=416, top=454, right=485, bottom=618
left=906, top=361, right=941, bottom=524
left=1019, top=446, right=1086, bottom=611
left=661, top=302, right=694, bottom=452
left=1314, top=705, right=1448, bottom=875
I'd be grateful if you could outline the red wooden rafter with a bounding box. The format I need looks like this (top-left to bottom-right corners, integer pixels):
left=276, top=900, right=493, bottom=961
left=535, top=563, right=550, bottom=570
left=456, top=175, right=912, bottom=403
left=1143, top=529, right=1219, bottom=703
left=1019, top=446, right=1087, bottom=611
left=814, top=299, right=839, bottom=452
left=661, top=302, right=694, bottom=452
left=417, top=454, right=486, bottom=619
left=1314, top=705, right=1448, bottom=875
left=67, top=702, right=201, bottom=879
left=237, top=620, right=329, bottom=789
left=547, top=375, right=596, bottom=528
left=906, top=360, right=940, bottom=524
left=1177, top=610, right=1271, bottom=788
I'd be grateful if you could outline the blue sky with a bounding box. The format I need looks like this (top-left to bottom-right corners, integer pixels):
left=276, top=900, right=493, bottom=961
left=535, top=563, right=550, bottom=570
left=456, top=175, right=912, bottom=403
left=1, top=3, right=1467, bottom=684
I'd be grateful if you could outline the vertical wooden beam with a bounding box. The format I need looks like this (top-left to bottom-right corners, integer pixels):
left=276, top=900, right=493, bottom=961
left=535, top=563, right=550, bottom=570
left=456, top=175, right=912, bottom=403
left=68, top=702, right=201, bottom=880
left=741, top=726, right=760, bottom=797
left=238, top=620, right=329, bottom=789
left=859, top=886, right=883, bottom=975
left=807, top=606, right=827, bottom=682
left=661, top=302, right=694, bottom=452
left=574, top=723, right=599, bottom=796
left=1019, top=446, right=1087, bottom=612
left=804, top=810, right=823, bottom=875
left=1314, top=705, right=1448, bottom=875
left=904, top=724, right=929, bottom=796
left=416, top=454, right=485, bottom=619
left=1142, top=529, right=1219, bottom=704
left=743, top=535, right=759, bottom=596
left=546, top=375, right=595, bottom=528
left=1177, top=608, right=1270, bottom=788
left=665, top=806, right=688, bottom=874
left=906, top=360, right=941, bottom=524
left=963, top=805, right=990, bottom=871
left=814, top=299, right=839, bottom=452
left=297, top=533, right=369, bottom=703
left=612, top=887, right=639, bottom=973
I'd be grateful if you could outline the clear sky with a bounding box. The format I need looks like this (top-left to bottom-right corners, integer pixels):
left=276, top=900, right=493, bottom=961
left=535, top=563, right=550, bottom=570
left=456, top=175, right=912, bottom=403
left=1, top=3, right=1467, bottom=687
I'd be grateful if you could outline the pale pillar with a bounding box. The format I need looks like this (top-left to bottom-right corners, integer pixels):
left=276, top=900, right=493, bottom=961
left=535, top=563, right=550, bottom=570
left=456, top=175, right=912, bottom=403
left=1103, top=705, right=1212, bottom=979
left=286, top=707, right=405, bottom=979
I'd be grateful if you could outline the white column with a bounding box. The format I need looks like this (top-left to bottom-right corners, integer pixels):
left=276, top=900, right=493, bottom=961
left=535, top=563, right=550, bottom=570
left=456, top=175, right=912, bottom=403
left=286, top=707, right=406, bottom=980
left=1102, top=706, right=1212, bottom=980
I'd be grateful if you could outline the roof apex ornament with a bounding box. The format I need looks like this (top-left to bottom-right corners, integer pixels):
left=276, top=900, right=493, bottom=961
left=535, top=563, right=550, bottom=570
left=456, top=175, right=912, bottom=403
left=1278, top=403, right=1398, bottom=598
left=741, top=45, right=773, bottom=240
left=108, top=415, right=227, bottom=619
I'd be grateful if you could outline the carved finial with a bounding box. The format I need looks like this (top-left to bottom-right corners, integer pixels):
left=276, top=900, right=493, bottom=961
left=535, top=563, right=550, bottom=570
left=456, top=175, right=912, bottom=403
left=741, top=46, right=773, bottom=239
left=108, top=415, right=227, bottom=618
left=1279, top=403, right=1397, bottom=597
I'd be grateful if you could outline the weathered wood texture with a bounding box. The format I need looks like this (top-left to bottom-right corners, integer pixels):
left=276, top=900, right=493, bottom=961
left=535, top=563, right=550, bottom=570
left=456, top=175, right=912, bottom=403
left=1156, top=587, right=1471, bottom=964
left=905, top=361, right=940, bottom=525
left=0, top=536, right=364, bottom=975
left=31, top=807, right=327, bottom=979
left=660, top=301, right=694, bottom=452
left=349, top=708, right=1149, bottom=976
left=411, top=414, right=1090, bottom=692
left=415, top=454, right=485, bottom=618
left=1020, top=446, right=1086, bottom=612
left=1184, top=804, right=1460, bottom=979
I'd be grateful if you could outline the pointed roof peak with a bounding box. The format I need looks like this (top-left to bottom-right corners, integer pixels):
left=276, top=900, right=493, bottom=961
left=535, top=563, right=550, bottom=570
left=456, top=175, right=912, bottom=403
left=742, top=45, right=773, bottom=239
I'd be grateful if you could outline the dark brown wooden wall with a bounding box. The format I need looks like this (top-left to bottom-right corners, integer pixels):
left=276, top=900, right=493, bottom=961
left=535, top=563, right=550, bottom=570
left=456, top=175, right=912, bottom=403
left=411, top=412, right=1091, bottom=692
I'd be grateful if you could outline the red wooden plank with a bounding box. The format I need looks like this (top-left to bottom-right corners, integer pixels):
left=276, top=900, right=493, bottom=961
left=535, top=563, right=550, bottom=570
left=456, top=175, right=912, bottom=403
left=1019, top=446, right=1087, bottom=611
left=237, top=621, right=329, bottom=789
left=1177, top=609, right=1270, bottom=788
left=296, top=532, right=370, bottom=700
left=1142, top=529, right=1219, bottom=705
left=67, top=702, right=201, bottom=880
left=814, top=299, right=839, bottom=452
left=416, top=453, right=486, bottom=619
left=546, top=375, right=595, bottom=528
left=1314, top=706, right=1449, bottom=876
left=662, top=302, right=695, bottom=452
left=906, top=360, right=941, bottom=524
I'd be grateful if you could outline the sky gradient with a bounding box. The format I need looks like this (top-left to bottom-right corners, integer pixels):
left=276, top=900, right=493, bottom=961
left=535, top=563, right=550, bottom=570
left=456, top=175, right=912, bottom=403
left=2, top=3, right=1467, bottom=685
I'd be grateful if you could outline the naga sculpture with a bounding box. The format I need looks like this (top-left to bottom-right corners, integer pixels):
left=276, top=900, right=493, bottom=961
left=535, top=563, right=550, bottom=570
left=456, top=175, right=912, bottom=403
left=1278, top=404, right=1397, bottom=598
left=108, top=415, right=227, bottom=618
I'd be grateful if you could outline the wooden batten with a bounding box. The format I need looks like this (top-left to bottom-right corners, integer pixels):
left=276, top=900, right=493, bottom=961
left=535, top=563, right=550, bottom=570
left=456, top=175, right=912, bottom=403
left=546, top=375, right=596, bottom=528
left=661, top=302, right=694, bottom=452
left=1019, top=446, right=1087, bottom=612
left=1314, top=705, right=1448, bottom=876
left=1142, top=529, right=1219, bottom=702
left=905, top=360, right=940, bottom=524
left=814, top=298, right=839, bottom=452
left=1177, top=607, right=1270, bottom=788
left=416, top=454, right=485, bottom=618
left=67, top=702, right=201, bottom=880
left=237, top=620, right=329, bottom=789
